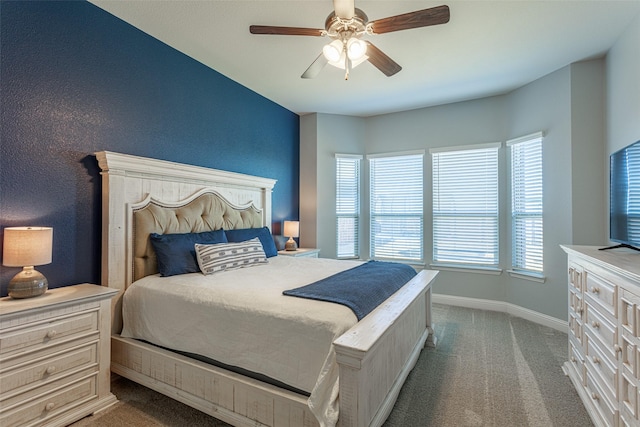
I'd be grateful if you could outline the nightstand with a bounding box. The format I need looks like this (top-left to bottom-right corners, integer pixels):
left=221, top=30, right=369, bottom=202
left=0, top=284, right=118, bottom=427
left=277, top=248, right=321, bottom=258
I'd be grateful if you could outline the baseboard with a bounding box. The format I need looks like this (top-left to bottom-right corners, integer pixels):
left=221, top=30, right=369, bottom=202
left=432, top=293, right=567, bottom=332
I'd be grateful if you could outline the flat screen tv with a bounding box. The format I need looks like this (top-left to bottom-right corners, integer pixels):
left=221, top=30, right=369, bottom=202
left=606, top=139, right=640, bottom=252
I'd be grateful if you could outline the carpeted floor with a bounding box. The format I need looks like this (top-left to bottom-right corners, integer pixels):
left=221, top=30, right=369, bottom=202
left=71, top=304, right=593, bottom=426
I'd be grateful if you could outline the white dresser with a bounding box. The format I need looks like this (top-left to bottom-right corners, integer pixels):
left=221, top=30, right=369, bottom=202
left=562, top=245, right=640, bottom=427
left=0, top=284, right=118, bottom=427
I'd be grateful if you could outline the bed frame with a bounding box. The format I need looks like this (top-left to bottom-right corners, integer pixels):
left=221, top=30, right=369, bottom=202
left=96, top=151, right=438, bottom=427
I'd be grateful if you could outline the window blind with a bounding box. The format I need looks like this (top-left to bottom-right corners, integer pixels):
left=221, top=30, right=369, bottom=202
left=368, top=152, right=424, bottom=262
left=431, top=144, right=500, bottom=266
left=336, top=155, right=361, bottom=258
left=509, top=133, right=543, bottom=273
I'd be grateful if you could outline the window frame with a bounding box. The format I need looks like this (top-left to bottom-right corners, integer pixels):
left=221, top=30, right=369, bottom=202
left=367, top=150, right=425, bottom=264
left=430, top=142, right=501, bottom=271
left=335, top=154, right=362, bottom=259
left=507, top=132, right=545, bottom=282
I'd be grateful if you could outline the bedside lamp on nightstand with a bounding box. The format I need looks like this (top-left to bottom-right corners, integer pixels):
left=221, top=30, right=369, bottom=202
left=283, top=220, right=299, bottom=251
left=2, top=226, right=53, bottom=299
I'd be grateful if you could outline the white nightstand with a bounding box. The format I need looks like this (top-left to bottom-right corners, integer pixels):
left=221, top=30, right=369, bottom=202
left=277, top=248, right=320, bottom=258
left=0, top=284, right=118, bottom=427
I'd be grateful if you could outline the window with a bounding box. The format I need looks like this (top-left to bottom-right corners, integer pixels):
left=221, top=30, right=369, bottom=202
left=508, top=132, right=544, bottom=274
left=336, top=154, right=362, bottom=258
left=368, top=151, right=424, bottom=262
left=431, top=143, right=500, bottom=267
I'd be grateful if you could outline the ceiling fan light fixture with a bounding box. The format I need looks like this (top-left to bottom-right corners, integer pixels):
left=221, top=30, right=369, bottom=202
left=322, top=39, right=343, bottom=62
left=346, top=37, right=367, bottom=60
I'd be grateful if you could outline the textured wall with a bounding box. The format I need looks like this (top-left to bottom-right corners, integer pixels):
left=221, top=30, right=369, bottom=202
left=0, top=1, right=300, bottom=296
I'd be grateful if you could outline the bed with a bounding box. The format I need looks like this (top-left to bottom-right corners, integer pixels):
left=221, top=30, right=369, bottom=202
left=96, top=151, right=438, bottom=427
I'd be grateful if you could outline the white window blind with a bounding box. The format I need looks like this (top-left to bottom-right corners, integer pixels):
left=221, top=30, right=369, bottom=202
left=369, top=151, right=424, bottom=262
left=336, top=154, right=361, bottom=258
left=431, top=143, right=500, bottom=266
left=509, top=133, right=543, bottom=273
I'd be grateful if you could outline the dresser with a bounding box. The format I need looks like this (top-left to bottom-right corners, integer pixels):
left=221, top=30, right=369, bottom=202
left=0, top=284, right=118, bottom=427
left=562, top=245, right=640, bottom=427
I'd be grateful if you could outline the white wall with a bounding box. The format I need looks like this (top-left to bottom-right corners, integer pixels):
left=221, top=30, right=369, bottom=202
left=301, top=34, right=640, bottom=320
left=607, top=12, right=640, bottom=155
left=300, top=114, right=366, bottom=258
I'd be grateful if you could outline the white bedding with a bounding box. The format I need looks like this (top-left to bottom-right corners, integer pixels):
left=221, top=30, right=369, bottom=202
left=121, top=255, right=362, bottom=427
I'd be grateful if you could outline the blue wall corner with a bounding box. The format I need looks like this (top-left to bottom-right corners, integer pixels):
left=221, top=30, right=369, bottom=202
left=0, top=1, right=300, bottom=295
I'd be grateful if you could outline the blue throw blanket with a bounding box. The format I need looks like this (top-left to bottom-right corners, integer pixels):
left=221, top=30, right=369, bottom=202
left=283, top=261, right=417, bottom=320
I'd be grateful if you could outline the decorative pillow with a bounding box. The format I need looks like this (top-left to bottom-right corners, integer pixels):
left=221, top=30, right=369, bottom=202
left=150, top=229, right=228, bottom=277
left=224, top=226, right=278, bottom=258
left=195, top=238, right=268, bottom=275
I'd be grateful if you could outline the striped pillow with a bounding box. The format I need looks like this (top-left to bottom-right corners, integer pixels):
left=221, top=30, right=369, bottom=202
left=195, top=238, right=268, bottom=275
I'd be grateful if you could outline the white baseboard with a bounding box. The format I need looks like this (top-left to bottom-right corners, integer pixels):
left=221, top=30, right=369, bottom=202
left=432, top=293, right=567, bottom=332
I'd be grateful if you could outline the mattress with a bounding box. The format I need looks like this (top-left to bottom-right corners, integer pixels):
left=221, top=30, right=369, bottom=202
left=120, top=255, right=362, bottom=426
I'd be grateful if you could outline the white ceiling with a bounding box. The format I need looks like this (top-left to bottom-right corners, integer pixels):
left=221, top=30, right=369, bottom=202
left=89, top=0, right=640, bottom=117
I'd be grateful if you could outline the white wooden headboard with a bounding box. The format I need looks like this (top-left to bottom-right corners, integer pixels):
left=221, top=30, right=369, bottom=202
left=95, top=151, right=277, bottom=331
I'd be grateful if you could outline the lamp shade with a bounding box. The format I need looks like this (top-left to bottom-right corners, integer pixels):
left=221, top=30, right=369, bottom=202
left=3, top=227, right=53, bottom=267
left=283, top=221, right=299, bottom=238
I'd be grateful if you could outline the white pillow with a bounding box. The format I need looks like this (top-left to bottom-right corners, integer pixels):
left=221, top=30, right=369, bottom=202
left=195, top=238, right=268, bottom=275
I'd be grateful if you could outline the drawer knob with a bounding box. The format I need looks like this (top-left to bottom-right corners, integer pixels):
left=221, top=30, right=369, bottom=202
left=591, top=321, right=600, bottom=329
left=591, top=392, right=599, bottom=401
left=45, top=402, right=55, bottom=411
left=45, top=365, right=56, bottom=375
left=592, top=356, right=600, bottom=364
left=590, top=286, right=600, bottom=294
left=571, top=356, right=577, bottom=363
left=46, top=330, right=57, bottom=339
left=614, top=344, right=623, bottom=353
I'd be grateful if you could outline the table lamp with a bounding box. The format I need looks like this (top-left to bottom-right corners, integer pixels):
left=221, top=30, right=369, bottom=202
left=3, top=226, right=53, bottom=299
left=283, top=221, right=299, bottom=251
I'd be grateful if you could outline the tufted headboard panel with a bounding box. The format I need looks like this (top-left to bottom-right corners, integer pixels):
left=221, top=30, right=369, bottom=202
left=133, top=192, right=263, bottom=281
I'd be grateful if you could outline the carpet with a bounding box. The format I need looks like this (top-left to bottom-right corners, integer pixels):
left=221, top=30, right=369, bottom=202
left=71, top=304, right=592, bottom=426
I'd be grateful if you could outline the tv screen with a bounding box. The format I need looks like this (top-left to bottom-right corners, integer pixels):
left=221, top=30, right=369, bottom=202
left=609, top=140, right=640, bottom=250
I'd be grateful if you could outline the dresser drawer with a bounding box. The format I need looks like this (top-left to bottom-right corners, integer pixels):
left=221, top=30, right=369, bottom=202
left=585, top=333, right=618, bottom=400
left=585, top=299, right=618, bottom=360
left=621, top=331, right=636, bottom=378
left=0, top=309, right=98, bottom=358
left=621, top=371, right=637, bottom=419
left=569, top=264, right=583, bottom=292
left=569, top=340, right=585, bottom=385
left=585, top=270, right=617, bottom=317
left=585, top=370, right=619, bottom=427
left=0, top=342, right=98, bottom=397
left=0, top=374, right=97, bottom=427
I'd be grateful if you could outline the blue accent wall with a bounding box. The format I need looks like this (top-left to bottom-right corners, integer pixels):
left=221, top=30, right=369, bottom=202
left=0, top=1, right=300, bottom=296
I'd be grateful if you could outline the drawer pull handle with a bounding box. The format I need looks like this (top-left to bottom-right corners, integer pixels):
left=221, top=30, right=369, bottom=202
left=591, top=321, right=600, bottom=329
left=590, top=287, right=600, bottom=294
left=45, top=366, right=56, bottom=375
left=46, top=330, right=57, bottom=339
left=45, top=402, right=55, bottom=411
left=592, top=356, right=600, bottom=364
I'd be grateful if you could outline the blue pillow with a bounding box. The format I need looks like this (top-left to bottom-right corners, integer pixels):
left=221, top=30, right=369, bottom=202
left=224, top=227, right=278, bottom=258
left=150, top=229, right=228, bottom=277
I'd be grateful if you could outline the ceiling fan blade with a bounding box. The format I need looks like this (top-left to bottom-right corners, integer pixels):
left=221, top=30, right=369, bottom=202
left=369, top=5, right=450, bottom=34
left=366, top=42, right=402, bottom=77
left=333, top=0, right=355, bottom=19
left=301, top=53, right=329, bottom=79
left=250, top=25, right=324, bottom=37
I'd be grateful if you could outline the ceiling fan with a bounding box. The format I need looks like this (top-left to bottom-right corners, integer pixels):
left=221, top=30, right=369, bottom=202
left=250, top=0, right=450, bottom=80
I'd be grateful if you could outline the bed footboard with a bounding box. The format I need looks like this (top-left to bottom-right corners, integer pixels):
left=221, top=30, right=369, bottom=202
left=334, top=270, right=438, bottom=427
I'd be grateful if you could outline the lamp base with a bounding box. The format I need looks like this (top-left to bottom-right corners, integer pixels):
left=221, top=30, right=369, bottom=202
left=285, top=237, right=298, bottom=251
left=8, top=266, right=48, bottom=299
